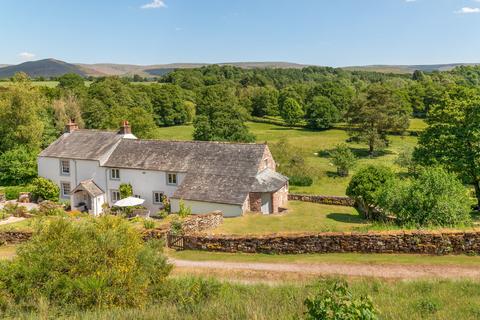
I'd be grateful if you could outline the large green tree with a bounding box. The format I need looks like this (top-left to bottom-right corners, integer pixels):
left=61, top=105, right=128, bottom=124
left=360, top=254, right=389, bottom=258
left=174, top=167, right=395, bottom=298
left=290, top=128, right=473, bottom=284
left=347, top=84, right=411, bottom=155
left=305, top=96, right=340, bottom=130
left=414, top=85, right=480, bottom=207
left=279, top=97, right=304, bottom=126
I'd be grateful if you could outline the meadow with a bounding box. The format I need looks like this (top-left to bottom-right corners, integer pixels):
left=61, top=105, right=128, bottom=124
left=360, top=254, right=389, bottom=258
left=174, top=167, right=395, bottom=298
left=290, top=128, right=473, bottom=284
left=154, top=120, right=422, bottom=196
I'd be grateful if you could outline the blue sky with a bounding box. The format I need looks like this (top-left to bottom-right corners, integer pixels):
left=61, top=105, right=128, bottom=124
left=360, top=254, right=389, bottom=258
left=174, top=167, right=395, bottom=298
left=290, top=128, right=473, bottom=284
left=1, top=0, right=480, bottom=66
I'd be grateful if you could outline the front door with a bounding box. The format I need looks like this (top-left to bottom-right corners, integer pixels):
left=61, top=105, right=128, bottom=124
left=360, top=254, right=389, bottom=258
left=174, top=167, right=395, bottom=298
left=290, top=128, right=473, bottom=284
left=260, top=193, right=272, bottom=214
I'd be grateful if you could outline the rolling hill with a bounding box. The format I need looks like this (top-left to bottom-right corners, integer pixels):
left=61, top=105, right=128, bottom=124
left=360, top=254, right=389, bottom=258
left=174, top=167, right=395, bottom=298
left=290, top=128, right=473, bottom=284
left=1, top=59, right=479, bottom=79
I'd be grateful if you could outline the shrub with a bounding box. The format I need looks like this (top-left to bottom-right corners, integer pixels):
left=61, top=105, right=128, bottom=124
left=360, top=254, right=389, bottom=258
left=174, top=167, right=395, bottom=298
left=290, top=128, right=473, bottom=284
left=143, top=219, right=156, bottom=229
left=170, top=218, right=183, bottom=235
left=346, top=165, right=395, bottom=220
left=289, top=176, right=314, bottom=187
left=1, top=186, right=33, bottom=201
left=1, top=203, right=28, bottom=218
left=377, top=167, right=472, bottom=227
left=37, top=201, right=66, bottom=216
left=0, top=146, right=38, bottom=186
left=329, top=144, right=357, bottom=177
left=304, top=280, right=378, bottom=320
left=31, top=177, right=59, bottom=202
left=0, top=216, right=172, bottom=310
left=178, top=200, right=191, bottom=218
left=119, top=183, right=133, bottom=199
left=161, top=277, right=221, bottom=312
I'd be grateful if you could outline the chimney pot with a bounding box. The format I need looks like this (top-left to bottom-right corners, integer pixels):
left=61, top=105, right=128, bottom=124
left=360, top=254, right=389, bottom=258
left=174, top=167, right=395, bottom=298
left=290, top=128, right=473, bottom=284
left=65, top=119, right=79, bottom=133
left=118, top=120, right=132, bottom=135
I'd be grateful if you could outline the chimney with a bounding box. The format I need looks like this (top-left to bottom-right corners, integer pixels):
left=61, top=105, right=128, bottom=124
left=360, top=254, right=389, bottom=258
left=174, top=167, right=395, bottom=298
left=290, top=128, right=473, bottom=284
left=118, top=120, right=132, bottom=135
left=65, top=119, right=79, bottom=133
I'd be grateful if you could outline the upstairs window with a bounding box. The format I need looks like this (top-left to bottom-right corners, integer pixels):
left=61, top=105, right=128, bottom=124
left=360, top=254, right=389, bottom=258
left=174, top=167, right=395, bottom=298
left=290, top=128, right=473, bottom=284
left=167, top=173, right=177, bottom=186
left=61, top=182, right=71, bottom=198
left=60, top=160, right=70, bottom=176
left=153, top=191, right=165, bottom=204
left=110, top=168, right=120, bottom=180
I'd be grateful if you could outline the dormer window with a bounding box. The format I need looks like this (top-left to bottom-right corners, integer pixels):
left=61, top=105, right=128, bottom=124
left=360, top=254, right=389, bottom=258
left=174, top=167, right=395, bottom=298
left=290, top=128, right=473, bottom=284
left=60, top=160, right=70, bottom=176
left=110, top=168, right=120, bottom=180
left=167, top=173, right=177, bottom=186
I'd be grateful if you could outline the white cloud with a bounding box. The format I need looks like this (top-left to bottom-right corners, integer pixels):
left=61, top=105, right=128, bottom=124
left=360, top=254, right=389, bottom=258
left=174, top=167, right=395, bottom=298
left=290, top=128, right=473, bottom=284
left=18, top=52, right=35, bottom=60
left=141, top=0, right=166, bottom=9
left=455, top=7, right=480, bottom=14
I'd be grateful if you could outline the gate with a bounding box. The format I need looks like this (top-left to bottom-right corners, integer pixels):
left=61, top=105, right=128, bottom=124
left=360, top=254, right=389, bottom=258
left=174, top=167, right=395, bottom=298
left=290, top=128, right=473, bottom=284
left=167, top=233, right=185, bottom=250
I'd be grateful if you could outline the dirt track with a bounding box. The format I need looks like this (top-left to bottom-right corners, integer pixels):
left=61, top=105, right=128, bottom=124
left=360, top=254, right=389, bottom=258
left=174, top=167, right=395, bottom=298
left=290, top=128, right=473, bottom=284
left=171, top=259, right=480, bottom=280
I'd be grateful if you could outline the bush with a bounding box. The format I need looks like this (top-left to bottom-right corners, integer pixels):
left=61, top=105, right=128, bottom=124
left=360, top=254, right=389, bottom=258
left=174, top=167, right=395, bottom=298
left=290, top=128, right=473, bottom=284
left=161, top=277, right=221, bottom=312
left=119, top=183, right=133, bottom=199
left=178, top=200, right=191, bottom=218
left=329, top=144, right=357, bottom=177
left=143, top=219, right=156, bottom=229
left=0, top=216, right=172, bottom=310
left=289, top=176, right=314, bottom=187
left=377, top=167, right=472, bottom=227
left=1, top=203, right=28, bottom=218
left=1, top=186, right=33, bottom=201
left=304, top=280, right=378, bottom=320
left=0, top=146, right=38, bottom=186
left=36, top=201, right=66, bottom=216
left=346, top=165, right=395, bottom=220
left=31, top=177, right=59, bottom=202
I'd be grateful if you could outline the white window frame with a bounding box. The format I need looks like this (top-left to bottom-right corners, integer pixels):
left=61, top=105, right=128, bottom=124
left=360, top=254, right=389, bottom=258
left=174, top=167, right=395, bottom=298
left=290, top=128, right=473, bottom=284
left=111, top=190, right=120, bottom=202
left=60, top=159, right=70, bottom=176
left=167, top=173, right=177, bottom=186
left=153, top=191, right=164, bottom=204
left=110, top=168, right=120, bottom=180
left=60, top=182, right=71, bottom=199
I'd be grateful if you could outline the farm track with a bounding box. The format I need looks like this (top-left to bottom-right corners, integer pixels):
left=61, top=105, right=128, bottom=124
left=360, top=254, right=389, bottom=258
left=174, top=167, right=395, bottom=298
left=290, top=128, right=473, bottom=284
left=171, top=258, right=480, bottom=280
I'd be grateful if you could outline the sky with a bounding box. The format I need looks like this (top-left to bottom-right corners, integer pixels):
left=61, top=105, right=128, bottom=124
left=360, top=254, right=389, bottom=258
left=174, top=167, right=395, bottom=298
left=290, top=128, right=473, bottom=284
left=1, top=0, right=480, bottom=67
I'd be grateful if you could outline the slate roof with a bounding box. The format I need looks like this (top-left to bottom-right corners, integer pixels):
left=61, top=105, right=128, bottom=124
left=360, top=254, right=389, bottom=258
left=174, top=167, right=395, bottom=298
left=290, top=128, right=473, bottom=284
left=39, top=130, right=122, bottom=161
left=71, top=179, right=104, bottom=197
left=251, top=169, right=289, bottom=193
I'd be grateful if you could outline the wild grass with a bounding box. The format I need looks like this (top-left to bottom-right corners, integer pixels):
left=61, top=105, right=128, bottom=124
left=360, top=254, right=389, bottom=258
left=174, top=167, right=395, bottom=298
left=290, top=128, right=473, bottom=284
left=2, top=276, right=480, bottom=320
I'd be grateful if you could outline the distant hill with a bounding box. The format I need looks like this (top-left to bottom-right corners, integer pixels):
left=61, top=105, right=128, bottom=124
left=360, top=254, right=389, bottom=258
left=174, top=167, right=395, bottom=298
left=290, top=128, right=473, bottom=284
left=344, top=63, right=480, bottom=74
left=1, top=59, right=479, bottom=79
left=0, top=59, right=92, bottom=79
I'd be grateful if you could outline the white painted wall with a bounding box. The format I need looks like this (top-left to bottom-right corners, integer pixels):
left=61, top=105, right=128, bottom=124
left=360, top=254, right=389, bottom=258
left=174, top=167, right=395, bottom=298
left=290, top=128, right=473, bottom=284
left=171, top=198, right=243, bottom=217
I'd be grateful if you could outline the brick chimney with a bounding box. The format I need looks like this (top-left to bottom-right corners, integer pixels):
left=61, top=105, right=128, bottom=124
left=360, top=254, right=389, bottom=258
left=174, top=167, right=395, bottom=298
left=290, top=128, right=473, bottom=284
left=118, top=120, right=132, bottom=135
left=65, top=119, right=79, bottom=133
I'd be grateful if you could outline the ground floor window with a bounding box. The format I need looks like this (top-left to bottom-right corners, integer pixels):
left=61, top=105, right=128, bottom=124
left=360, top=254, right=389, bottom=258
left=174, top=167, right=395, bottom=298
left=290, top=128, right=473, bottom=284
left=153, top=191, right=165, bottom=204
left=60, top=182, right=71, bottom=198
left=111, top=190, right=120, bottom=202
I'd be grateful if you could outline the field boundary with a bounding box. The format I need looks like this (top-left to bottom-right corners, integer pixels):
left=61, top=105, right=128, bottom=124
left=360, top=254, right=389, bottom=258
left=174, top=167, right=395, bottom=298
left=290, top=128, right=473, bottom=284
left=288, top=194, right=355, bottom=207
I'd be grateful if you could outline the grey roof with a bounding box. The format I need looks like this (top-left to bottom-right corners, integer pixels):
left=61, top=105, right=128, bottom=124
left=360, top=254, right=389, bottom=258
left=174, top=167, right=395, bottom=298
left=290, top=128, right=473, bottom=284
left=251, top=169, right=289, bottom=193
left=39, top=130, right=122, bottom=161
left=105, top=139, right=269, bottom=205
left=71, top=179, right=104, bottom=197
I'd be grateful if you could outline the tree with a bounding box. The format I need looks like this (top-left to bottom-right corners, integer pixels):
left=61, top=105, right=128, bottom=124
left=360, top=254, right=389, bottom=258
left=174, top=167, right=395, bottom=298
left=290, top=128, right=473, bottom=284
left=347, top=84, right=411, bottom=155
left=306, top=80, right=355, bottom=114
left=145, top=84, right=193, bottom=126
left=250, top=86, right=279, bottom=117
left=0, top=75, right=46, bottom=153
left=57, top=73, right=85, bottom=92
left=395, top=147, right=418, bottom=175
left=31, top=177, right=60, bottom=202
left=414, top=86, right=480, bottom=207
left=0, top=216, right=171, bottom=309
left=305, top=96, right=340, bottom=129
left=52, top=94, right=84, bottom=133
left=119, top=183, right=133, bottom=199
left=0, top=146, right=38, bottom=186
left=346, top=165, right=395, bottom=220
left=329, top=144, right=357, bottom=177
left=279, top=98, right=304, bottom=126
left=377, top=167, right=472, bottom=227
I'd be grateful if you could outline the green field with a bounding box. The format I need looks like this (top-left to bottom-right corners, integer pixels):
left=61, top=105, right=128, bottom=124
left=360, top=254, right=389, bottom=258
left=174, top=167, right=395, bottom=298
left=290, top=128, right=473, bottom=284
left=212, top=201, right=367, bottom=235
left=154, top=120, right=421, bottom=196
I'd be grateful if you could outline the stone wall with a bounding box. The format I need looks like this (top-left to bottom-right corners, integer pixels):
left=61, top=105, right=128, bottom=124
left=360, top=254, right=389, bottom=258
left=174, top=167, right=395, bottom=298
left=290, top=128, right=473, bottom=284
left=0, top=231, right=32, bottom=245
left=249, top=193, right=262, bottom=212
left=289, top=194, right=355, bottom=207
left=181, top=230, right=480, bottom=255
left=181, top=211, right=224, bottom=234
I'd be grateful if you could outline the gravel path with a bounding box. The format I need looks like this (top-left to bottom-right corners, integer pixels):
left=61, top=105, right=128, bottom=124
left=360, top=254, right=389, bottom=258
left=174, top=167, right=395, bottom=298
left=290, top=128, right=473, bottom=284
left=171, top=259, right=480, bottom=280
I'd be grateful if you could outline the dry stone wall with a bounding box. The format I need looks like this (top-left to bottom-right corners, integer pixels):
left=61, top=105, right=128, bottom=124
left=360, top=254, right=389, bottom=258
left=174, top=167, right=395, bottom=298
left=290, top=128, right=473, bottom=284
left=288, top=194, right=355, bottom=207
left=182, top=230, right=480, bottom=255
left=0, top=231, right=32, bottom=245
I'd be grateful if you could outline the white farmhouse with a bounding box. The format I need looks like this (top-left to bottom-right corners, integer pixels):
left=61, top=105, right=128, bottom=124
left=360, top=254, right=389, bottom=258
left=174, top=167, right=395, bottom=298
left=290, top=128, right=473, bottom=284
left=37, top=121, right=288, bottom=217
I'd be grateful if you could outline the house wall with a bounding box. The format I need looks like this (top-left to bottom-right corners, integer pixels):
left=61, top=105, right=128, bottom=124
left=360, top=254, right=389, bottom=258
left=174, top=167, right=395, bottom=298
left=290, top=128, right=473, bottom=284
left=258, top=146, right=276, bottom=172
left=272, top=183, right=289, bottom=213
left=170, top=199, right=243, bottom=217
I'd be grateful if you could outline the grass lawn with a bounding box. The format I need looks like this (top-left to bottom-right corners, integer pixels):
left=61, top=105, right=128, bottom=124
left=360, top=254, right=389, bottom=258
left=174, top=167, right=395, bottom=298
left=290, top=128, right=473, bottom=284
left=211, top=201, right=368, bottom=235
left=154, top=120, right=423, bottom=196
left=170, top=250, right=480, bottom=267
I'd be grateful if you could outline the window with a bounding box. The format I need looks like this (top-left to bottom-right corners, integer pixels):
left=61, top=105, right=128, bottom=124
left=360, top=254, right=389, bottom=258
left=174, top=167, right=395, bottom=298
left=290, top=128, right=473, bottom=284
left=167, top=173, right=177, bottom=186
left=264, top=159, right=269, bottom=169
left=60, top=160, right=70, bottom=175
left=110, top=168, right=120, bottom=180
left=61, top=182, right=71, bottom=198
left=153, top=191, right=164, bottom=204
left=111, top=190, right=120, bottom=202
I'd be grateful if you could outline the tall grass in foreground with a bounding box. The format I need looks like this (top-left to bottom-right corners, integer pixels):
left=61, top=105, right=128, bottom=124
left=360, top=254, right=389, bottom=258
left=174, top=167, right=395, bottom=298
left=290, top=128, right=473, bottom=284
left=3, top=277, right=480, bottom=320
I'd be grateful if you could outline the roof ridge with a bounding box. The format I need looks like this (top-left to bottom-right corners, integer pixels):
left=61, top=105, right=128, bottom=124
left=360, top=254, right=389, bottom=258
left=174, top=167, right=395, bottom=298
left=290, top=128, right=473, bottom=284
left=122, top=138, right=266, bottom=146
